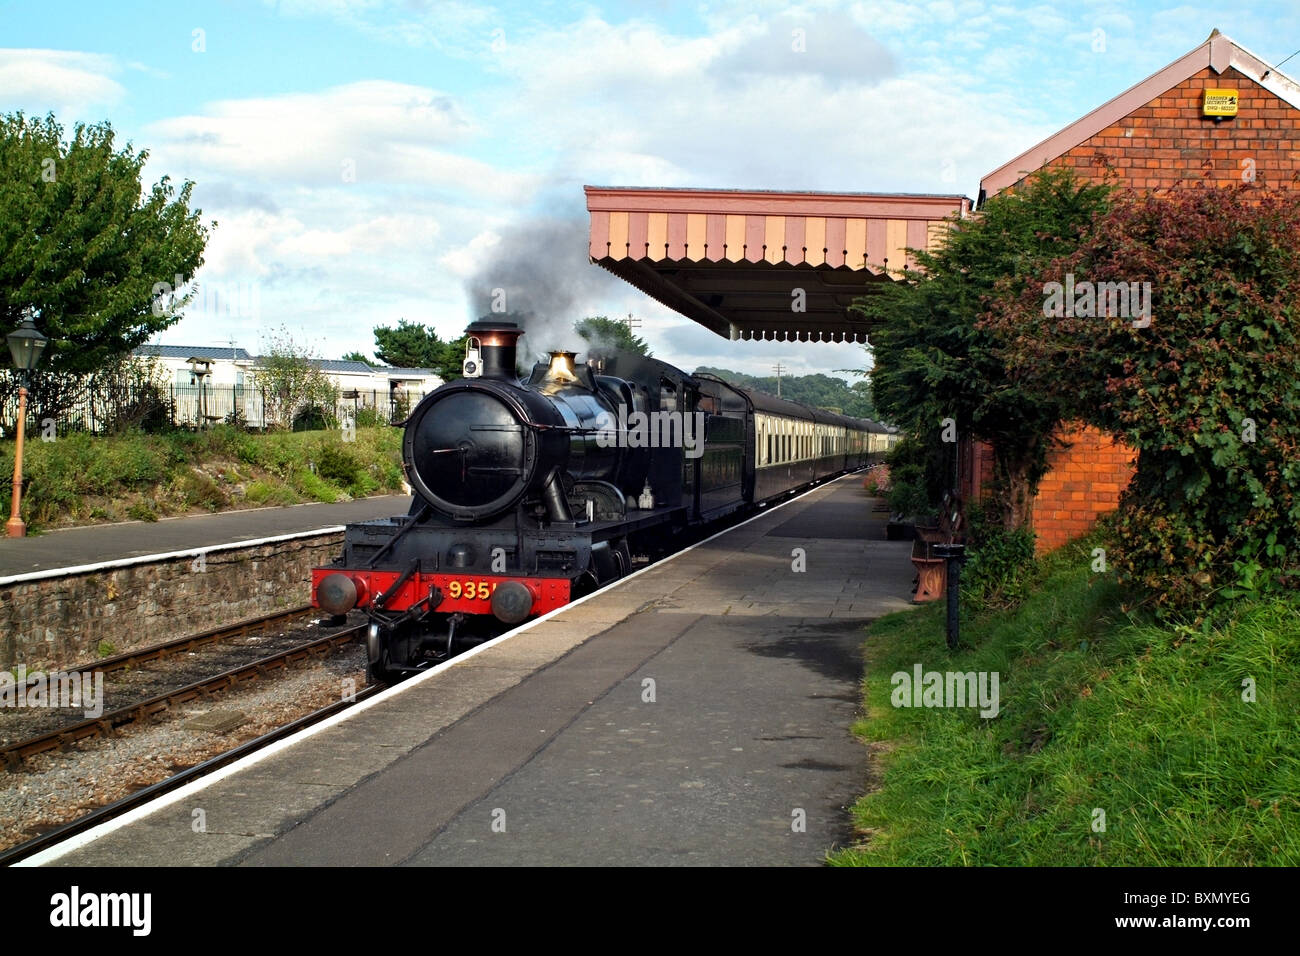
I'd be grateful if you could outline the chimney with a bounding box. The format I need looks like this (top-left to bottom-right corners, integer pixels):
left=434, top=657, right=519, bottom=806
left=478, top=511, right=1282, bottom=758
left=465, top=320, right=523, bottom=380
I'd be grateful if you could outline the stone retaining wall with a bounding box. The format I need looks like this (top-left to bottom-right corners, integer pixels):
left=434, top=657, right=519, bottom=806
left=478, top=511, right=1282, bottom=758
left=0, top=532, right=342, bottom=672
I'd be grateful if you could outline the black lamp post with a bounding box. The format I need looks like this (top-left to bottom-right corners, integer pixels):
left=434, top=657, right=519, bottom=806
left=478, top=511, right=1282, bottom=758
left=6, top=312, right=49, bottom=537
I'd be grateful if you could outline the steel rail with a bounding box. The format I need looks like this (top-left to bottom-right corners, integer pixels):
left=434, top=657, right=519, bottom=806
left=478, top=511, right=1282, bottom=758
left=1, top=625, right=364, bottom=767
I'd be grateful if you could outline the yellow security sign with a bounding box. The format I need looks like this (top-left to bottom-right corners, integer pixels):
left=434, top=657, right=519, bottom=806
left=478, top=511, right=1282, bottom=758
left=1203, top=89, right=1239, bottom=116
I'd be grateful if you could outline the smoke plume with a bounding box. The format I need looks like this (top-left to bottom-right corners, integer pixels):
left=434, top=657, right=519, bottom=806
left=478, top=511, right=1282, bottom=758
left=463, top=217, right=627, bottom=363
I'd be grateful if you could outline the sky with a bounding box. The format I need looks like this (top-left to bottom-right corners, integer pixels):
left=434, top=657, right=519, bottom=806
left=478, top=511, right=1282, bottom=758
left=4, top=0, right=1299, bottom=380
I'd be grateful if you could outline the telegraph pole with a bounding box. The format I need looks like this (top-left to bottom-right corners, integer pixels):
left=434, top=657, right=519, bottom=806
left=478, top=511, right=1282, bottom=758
left=772, top=362, right=786, bottom=398
left=621, top=313, right=642, bottom=334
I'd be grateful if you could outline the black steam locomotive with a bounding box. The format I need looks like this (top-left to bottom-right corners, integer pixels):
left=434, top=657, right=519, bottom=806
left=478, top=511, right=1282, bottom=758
left=312, top=319, right=891, bottom=681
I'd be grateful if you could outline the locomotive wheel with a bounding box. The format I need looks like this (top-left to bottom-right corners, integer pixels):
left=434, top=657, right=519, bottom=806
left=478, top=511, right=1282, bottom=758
left=612, top=539, right=632, bottom=579
left=366, top=623, right=397, bottom=684
left=367, top=655, right=395, bottom=685
left=367, top=647, right=397, bottom=685
left=571, top=568, right=600, bottom=600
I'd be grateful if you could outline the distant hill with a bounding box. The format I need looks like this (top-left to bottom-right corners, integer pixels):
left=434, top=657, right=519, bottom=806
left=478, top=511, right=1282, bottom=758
left=693, top=367, right=877, bottom=420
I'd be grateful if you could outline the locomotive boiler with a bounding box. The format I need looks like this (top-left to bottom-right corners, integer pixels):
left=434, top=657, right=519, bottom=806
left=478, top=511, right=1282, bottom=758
left=312, top=319, right=889, bottom=682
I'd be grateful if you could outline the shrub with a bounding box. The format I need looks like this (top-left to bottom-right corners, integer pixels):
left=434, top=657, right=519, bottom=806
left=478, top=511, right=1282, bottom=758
left=173, top=469, right=228, bottom=511
left=126, top=501, right=158, bottom=522
left=292, top=404, right=331, bottom=432
left=110, top=381, right=174, bottom=434
left=353, top=407, right=388, bottom=428
left=316, top=444, right=362, bottom=487
left=293, top=467, right=340, bottom=502
left=244, top=480, right=298, bottom=506
left=884, top=436, right=942, bottom=518
left=960, top=501, right=1037, bottom=609
left=989, top=186, right=1300, bottom=619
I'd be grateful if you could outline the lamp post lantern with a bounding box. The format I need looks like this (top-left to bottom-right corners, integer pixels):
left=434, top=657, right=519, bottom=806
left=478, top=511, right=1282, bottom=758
left=6, top=313, right=49, bottom=538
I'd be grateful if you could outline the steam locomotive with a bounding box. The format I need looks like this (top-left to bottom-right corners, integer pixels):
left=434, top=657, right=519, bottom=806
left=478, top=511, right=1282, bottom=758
left=311, top=320, right=892, bottom=681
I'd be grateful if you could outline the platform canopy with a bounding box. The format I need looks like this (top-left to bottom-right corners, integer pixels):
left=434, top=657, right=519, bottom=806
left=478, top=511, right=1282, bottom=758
left=586, top=187, right=971, bottom=343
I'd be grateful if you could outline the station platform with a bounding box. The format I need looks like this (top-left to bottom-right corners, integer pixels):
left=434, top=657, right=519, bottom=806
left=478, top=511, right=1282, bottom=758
left=0, top=496, right=410, bottom=579
left=34, top=475, right=916, bottom=867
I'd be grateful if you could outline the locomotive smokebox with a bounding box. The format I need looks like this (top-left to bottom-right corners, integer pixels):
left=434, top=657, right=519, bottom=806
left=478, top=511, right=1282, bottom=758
left=467, top=320, right=523, bottom=381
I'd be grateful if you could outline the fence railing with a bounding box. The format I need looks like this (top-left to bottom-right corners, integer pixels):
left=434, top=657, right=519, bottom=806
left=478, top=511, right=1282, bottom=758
left=0, top=383, right=432, bottom=436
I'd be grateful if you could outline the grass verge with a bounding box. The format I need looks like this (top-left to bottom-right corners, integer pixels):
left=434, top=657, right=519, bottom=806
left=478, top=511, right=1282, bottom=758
left=830, top=538, right=1300, bottom=866
left=0, top=425, right=406, bottom=530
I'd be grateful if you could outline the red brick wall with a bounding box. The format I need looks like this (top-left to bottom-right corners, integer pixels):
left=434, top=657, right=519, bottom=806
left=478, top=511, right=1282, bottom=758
left=1050, top=66, right=1300, bottom=191
left=988, top=66, right=1300, bottom=550
left=1030, top=427, right=1137, bottom=553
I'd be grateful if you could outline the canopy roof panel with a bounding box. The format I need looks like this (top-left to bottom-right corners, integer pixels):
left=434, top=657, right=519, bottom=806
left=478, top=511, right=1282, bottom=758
left=586, top=187, right=971, bottom=343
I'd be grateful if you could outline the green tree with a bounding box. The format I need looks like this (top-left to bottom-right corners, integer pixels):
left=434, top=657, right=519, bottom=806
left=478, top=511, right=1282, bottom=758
left=691, top=366, right=876, bottom=419
left=341, top=350, right=372, bottom=364
left=845, top=380, right=876, bottom=419
left=255, top=327, right=340, bottom=430
left=575, top=316, right=652, bottom=356
left=0, top=112, right=210, bottom=422
left=372, top=319, right=466, bottom=380
left=853, top=168, right=1112, bottom=530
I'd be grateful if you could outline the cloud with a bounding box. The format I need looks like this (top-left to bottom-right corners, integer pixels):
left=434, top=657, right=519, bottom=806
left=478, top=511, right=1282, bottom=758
left=146, top=81, right=532, bottom=194
left=483, top=12, right=1026, bottom=196
left=709, top=8, right=898, bottom=88
left=0, top=49, right=124, bottom=117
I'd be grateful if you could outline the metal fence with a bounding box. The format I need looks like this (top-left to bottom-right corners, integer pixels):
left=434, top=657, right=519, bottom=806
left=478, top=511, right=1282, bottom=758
left=1, top=383, right=433, bottom=435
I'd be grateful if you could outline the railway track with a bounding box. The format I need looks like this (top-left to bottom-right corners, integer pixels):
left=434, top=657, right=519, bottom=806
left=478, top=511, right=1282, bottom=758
left=16, top=604, right=319, bottom=685
left=0, top=682, right=382, bottom=866
left=1, top=615, right=364, bottom=768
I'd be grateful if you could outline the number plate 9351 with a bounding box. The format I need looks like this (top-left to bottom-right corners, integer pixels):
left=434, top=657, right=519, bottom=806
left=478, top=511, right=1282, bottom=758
left=446, top=580, right=498, bottom=601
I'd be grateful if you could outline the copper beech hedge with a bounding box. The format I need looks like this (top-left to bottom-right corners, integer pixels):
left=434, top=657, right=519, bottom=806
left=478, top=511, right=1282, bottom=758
left=986, top=186, right=1300, bottom=618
